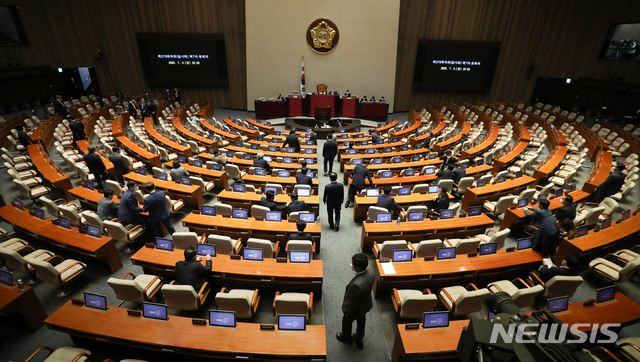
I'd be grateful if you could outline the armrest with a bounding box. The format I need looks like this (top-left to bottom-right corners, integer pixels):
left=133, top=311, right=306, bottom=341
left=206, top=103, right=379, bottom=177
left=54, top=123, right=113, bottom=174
left=466, top=283, right=479, bottom=291
left=486, top=229, right=498, bottom=236
left=272, top=291, right=281, bottom=315
left=45, top=254, right=65, bottom=264
left=511, top=277, right=531, bottom=288
left=24, top=346, right=55, bottom=362
left=198, top=234, right=208, bottom=244
left=197, top=282, right=210, bottom=306
left=617, top=341, right=640, bottom=355
left=3, top=239, right=27, bottom=248
left=251, top=289, right=261, bottom=313
left=438, top=288, right=455, bottom=311
left=109, top=218, right=120, bottom=222
left=143, top=276, right=163, bottom=300
left=372, top=242, right=380, bottom=258
left=487, top=283, right=503, bottom=292
left=120, top=272, right=137, bottom=280
left=56, top=261, right=86, bottom=283
left=219, top=286, right=229, bottom=293
left=391, top=288, right=401, bottom=312
left=308, top=292, right=314, bottom=313
left=407, top=242, right=416, bottom=254
left=590, top=346, right=622, bottom=362
left=312, top=242, right=316, bottom=255
left=423, top=288, right=432, bottom=294
left=443, top=238, right=453, bottom=247
left=127, top=224, right=144, bottom=239
left=592, top=260, right=622, bottom=273
left=273, top=241, right=280, bottom=258
left=232, top=238, right=242, bottom=254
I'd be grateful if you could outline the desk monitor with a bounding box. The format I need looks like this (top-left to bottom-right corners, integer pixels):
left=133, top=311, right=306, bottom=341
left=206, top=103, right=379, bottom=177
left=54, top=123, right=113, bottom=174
left=429, top=153, right=438, bottom=160
left=263, top=155, right=273, bottom=162
left=305, top=140, right=314, bottom=145
left=142, top=302, right=168, bottom=321
left=232, top=184, right=246, bottom=193
left=278, top=170, right=290, bottom=178
left=289, top=250, right=311, bottom=263
left=201, top=205, right=216, bottom=216
left=285, top=147, right=295, bottom=154
left=58, top=216, right=71, bottom=229
left=412, top=155, right=421, bottom=161
left=13, top=198, right=24, bottom=211
left=423, top=311, right=449, bottom=329
left=575, top=225, right=589, bottom=238
left=392, top=249, right=413, bottom=262
left=137, top=167, right=147, bottom=175
left=158, top=172, right=168, bottom=181
left=156, top=238, right=174, bottom=251
left=357, top=133, right=364, bottom=139
left=428, top=185, right=439, bottom=194
left=401, top=145, right=409, bottom=151
left=87, top=224, right=101, bottom=238
left=601, top=217, right=612, bottom=229
left=408, top=211, right=424, bottom=222
left=351, top=159, right=363, bottom=165
left=360, top=141, right=369, bottom=146
left=274, top=131, right=282, bottom=136
left=622, top=209, right=631, bottom=221
left=265, top=211, right=281, bottom=222
left=296, top=188, right=311, bottom=198
left=250, top=144, right=259, bottom=150
left=515, top=170, right=523, bottom=178
left=347, top=149, right=357, bottom=155
left=424, top=168, right=435, bottom=175
left=392, top=157, right=402, bottom=164
left=181, top=178, right=192, bottom=186
left=366, top=148, right=376, bottom=154
left=268, top=146, right=277, bottom=152
left=33, top=207, right=45, bottom=220
left=479, top=243, right=498, bottom=256
left=437, top=137, right=444, bottom=143
left=85, top=181, right=95, bottom=190
left=398, top=187, right=411, bottom=196
left=209, top=310, right=236, bottom=328
left=381, top=171, right=393, bottom=178
left=373, top=158, right=383, bottom=165
left=283, top=157, right=293, bottom=164
left=468, top=206, right=482, bottom=217
left=392, top=137, right=399, bottom=143
left=299, top=213, right=315, bottom=223
left=440, top=209, right=454, bottom=219
left=496, top=175, right=506, bottom=184
left=255, top=168, right=266, bottom=176
left=476, top=179, right=486, bottom=187
left=517, top=199, right=529, bottom=208
left=376, top=212, right=392, bottom=223
left=84, top=292, right=108, bottom=311
left=242, top=248, right=263, bottom=261
left=306, top=171, right=315, bottom=179
left=179, top=140, right=188, bottom=146
left=437, top=247, right=456, bottom=260
left=569, top=184, right=576, bottom=192
left=197, top=244, right=216, bottom=257
left=596, top=286, right=616, bottom=304
left=341, top=134, right=348, bottom=139
left=547, top=296, right=569, bottom=313
left=476, top=159, right=485, bottom=166
left=256, top=135, right=264, bottom=141
left=538, top=194, right=547, bottom=202
left=384, top=147, right=393, bottom=153
left=235, top=141, right=243, bottom=147
left=265, top=186, right=278, bottom=195
left=177, top=156, right=186, bottom=164
left=193, top=159, right=203, bottom=168
left=516, top=237, right=533, bottom=250
left=305, top=149, right=314, bottom=154
left=555, top=188, right=563, bottom=197
left=0, top=269, right=13, bottom=287
left=232, top=208, right=248, bottom=219
left=278, top=314, right=306, bottom=331
left=366, top=188, right=380, bottom=197
left=211, top=163, right=223, bottom=171
left=404, top=169, right=416, bottom=177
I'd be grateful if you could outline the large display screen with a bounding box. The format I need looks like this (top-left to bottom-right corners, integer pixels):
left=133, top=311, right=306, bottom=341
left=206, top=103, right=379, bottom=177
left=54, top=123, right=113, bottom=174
left=137, top=33, right=228, bottom=86
left=599, top=23, right=640, bottom=62
left=413, top=39, right=501, bottom=92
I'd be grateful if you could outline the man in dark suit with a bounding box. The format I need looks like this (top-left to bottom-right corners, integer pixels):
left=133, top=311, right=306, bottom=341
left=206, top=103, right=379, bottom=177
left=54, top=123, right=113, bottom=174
left=282, top=129, right=301, bottom=152
left=260, top=190, right=286, bottom=212
left=253, top=152, right=272, bottom=173
left=591, top=163, right=626, bottom=203
left=370, top=130, right=381, bottom=144
left=141, top=182, right=175, bottom=237
left=555, top=195, right=577, bottom=222
left=523, top=199, right=552, bottom=234
left=97, top=188, right=119, bottom=221
left=145, top=101, right=158, bottom=122
left=53, top=95, right=68, bottom=118
left=532, top=216, right=574, bottom=257
left=127, top=100, right=138, bottom=118
left=173, top=87, right=181, bottom=104
left=322, top=134, right=338, bottom=176
left=139, top=98, right=148, bottom=118
left=16, top=125, right=32, bottom=147
left=453, top=162, right=466, bottom=184
left=83, top=145, right=107, bottom=189
left=170, top=160, right=189, bottom=181
left=118, top=181, right=144, bottom=226
left=175, top=246, right=211, bottom=292
left=108, top=147, right=128, bottom=184
left=431, top=187, right=450, bottom=215
left=434, top=164, right=456, bottom=185
left=295, top=167, right=313, bottom=186
left=376, top=186, right=401, bottom=213
left=308, top=130, right=317, bottom=145
left=440, top=150, right=457, bottom=169
left=346, top=160, right=373, bottom=208
left=288, top=220, right=313, bottom=241
left=324, top=172, right=344, bottom=231
left=165, top=89, right=172, bottom=101
left=288, top=193, right=307, bottom=213
left=531, top=255, right=579, bottom=284
left=69, top=118, right=86, bottom=147
left=336, top=253, right=374, bottom=350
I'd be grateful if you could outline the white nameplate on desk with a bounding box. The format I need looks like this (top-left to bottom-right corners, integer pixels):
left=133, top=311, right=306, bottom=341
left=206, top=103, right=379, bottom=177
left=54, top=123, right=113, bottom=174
left=381, top=262, right=397, bottom=275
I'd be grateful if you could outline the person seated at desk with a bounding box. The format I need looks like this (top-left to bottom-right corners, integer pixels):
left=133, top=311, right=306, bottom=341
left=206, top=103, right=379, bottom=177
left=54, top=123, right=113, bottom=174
left=530, top=255, right=579, bottom=285
left=176, top=246, right=211, bottom=292
left=434, top=164, right=455, bottom=185
left=118, top=181, right=144, bottom=226
left=288, top=193, right=307, bottom=213
left=532, top=216, right=574, bottom=257
left=453, top=162, right=466, bottom=184
left=376, top=186, right=402, bottom=214
left=289, top=220, right=313, bottom=241
left=253, top=152, right=272, bottom=173
left=370, top=96, right=376, bottom=102
left=344, top=90, right=351, bottom=97
left=16, top=125, right=32, bottom=147
left=360, top=95, right=368, bottom=103
left=261, top=190, right=287, bottom=212
left=97, top=188, right=119, bottom=221
left=379, top=96, right=386, bottom=103
left=282, top=129, right=301, bottom=153
left=421, top=134, right=433, bottom=150
left=524, top=199, right=552, bottom=235
left=276, top=93, right=285, bottom=101
left=431, top=187, right=450, bottom=215
left=296, top=167, right=313, bottom=186
left=370, top=130, right=381, bottom=144
left=555, top=195, right=577, bottom=221
left=170, top=160, right=189, bottom=181
left=591, top=163, right=626, bottom=203
left=209, top=148, right=227, bottom=165
left=440, top=150, right=457, bottom=169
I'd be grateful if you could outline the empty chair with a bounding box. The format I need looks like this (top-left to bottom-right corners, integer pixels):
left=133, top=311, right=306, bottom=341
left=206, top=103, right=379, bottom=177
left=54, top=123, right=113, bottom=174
left=28, top=257, right=87, bottom=297
left=475, top=228, right=510, bottom=249
left=589, top=256, right=640, bottom=283
left=105, top=180, right=124, bottom=196
left=24, top=346, right=91, bottom=362
left=437, top=179, right=454, bottom=191
left=206, top=234, right=242, bottom=255
left=411, top=183, right=430, bottom=193
left=286, top=239, right=315, bottom=255
left=616, top=337, right=640, bottom=361
left=293, top=184, right=312, bottom=195
left=0, top=240, right=54, bottom=283
left=173, top=232, right=206, bottom=250
left=264, top=183, right=284, bottom=195
left=455, top=177, right=474, bottom=195
left=215, top=287, right=260, bottom=319
left=414, top=239, right=443, bottom=258
left=40, top=196, right=77, bottom=217
left=372, top=240, right=409, bottom=259
left=214, top=202, right=233, bottom=216
left=58, top=204, right=86, bottom=227
left=161, top=280, right=210, bottom=311
left=443, top=237, right=481, bottom=254
left=246, top=238, right=280, bottom=258
left=251, top=205, right=270, bottom=219
left=512, top=188, right=536, bottom=205
left=13, top=179, right=50, bottom=201
left=391, top=288, right=438, bottom=319
left=81, top=210, right=104, bottom=229
left=165, top=195, right=184, bottom=213
left=367, top=206, right=389, bottom=220
left=488, top=278, right=544, bottom=308
left=406, top=205, right=429, bottom=215
left=225, top=164, right=245, bottom=180
left=107, top=272, right=163, bottom=304
left=103, top=220, right=145, bottom=254
left=190, top=176, right=215, bottom=192
left=438, top=283, right=491, bottom=316
left=273, top=291, right=313, bottom=320
left=483, top=195, right=516, bottom=217
left=527, top=273, right=584, bottom=299
left=573, top=206, right=605, bottom=227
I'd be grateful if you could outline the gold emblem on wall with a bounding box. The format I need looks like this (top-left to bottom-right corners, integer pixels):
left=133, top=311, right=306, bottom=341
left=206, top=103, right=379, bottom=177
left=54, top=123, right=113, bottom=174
left=306, top=18, right=339, bottom=54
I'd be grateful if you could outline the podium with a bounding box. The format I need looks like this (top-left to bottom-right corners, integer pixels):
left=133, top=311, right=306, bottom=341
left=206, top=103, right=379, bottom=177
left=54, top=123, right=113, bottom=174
left=310, top=94, right=336, bottom=117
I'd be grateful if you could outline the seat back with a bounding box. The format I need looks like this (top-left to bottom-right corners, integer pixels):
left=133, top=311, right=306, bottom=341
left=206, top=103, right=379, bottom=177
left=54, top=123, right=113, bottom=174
left=251, top=205, right=270, bottom=219
left=457, top=177, right=474, bottom=194
left=207, top=234, right=235, bottom=255
left=107, top=277, right=145, bottom=303
left=134, top=190, right=146, bottom=204
left=488, top=228, right=510, bottom=249
left=13, top=179, right=31, bottom=198
left=105, top=180, right=123, bottom=196
left=412, top=183, right=430, bottom=194
left=512, top=284, right=544, bottom=308
left=437, top=179, right=454, bottom=190
left=415, top=239, right=443, bottom=258
left=173, top=232, right=199, bottom=250
left=367, top=206, right=389, bottom=220
left=293, top=184, right=311, bottom=194
left=620, top=258, right=640, bottom=282
left=379, top=240, right=408, bottom=259
left=274, top=292, right=310, bottom=319
left=225, top=164, right=242, bottom=179
left=81, top=211, right=103, bottom=227
left=215, top=291, right=253, bottom=319
left=247, top=238, right=274, bottom=258
left=449, top=202, right=461, bottom=216
left=214, top=202, right=233, bottom=216
left=40, top=196, right=60, bottom=216
left=28, top=259, right=62, bottom=286
left=517, top=188, right=536, bottom=203
left=264, top=183, right=284, bottom=195
left=600, top=198, right=618, bottom=215
left=161, top=284, right=199, bottom=310
left=406, top=205, right=429, bottom=215
left=453, top=238, right=481, bottom=254
left=0, top=247, right=28, bottom=272
left=58, top=205, right=83, bottom=227
left=543, top=275, right=583, bottom=298
left=398, top=291, right=438, bottom=319
left=494, top=196, right=516, bottom=215
left=103, top=220, right=130, bottom=242
left=584, top=206, right=605, bottom=226
left=452, top=288, right=490, bottom=316
left=287, top=240, right=313, bottom=254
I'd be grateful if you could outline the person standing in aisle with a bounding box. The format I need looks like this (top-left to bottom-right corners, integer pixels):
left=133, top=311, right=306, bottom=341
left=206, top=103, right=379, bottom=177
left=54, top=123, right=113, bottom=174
left=323, top=172, right=344, bottom=232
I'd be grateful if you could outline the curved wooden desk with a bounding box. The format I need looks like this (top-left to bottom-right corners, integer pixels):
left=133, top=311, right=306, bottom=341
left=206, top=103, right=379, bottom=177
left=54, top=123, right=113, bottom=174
left=461, top=176, right=536, bottom=211
left=171, top=117, right=217, bottom=147
left=583, top=150, right=613, bottom=193
left=198, top=119, right=241, bottom=142
left=246, top=118, right=274, bottom=134
left=123, top=172, right=203, bottom=208
left=223, top=118, right=258, bottom=137
left=216, top=189, right=319, bottom=215
left=76, top=140, right=114, bottom=175
left=462, top=122, right=498, bottom=159
left=241, top=174, right=319, bottom=190
left=144, top=118, right=192, bottom=157
left=532, top=146, right=567, bottom=181
left=500, top=190, right=590, bottom=231
left=392, top=320, right=469, bottom=361
left=0, top=283, right=48, bottom=331
left=162, top=161, right=229, bottom=189
left=27, top=144, right=73, bottom=192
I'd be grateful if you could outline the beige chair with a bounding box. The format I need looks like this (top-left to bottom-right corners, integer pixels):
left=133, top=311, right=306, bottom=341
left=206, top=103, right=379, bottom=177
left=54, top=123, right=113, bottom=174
left=161, top=280, right=210, bottom=311
left=215, top=287, right=260, bottom=319
left=264, top=183, right=284, bottom=195
left=391, top=288, right=438, bottom=319
left=225, top=164, right=245, bottom=180
left=58, top=204, right=86, bottom=227
left=13, top=179, right=50, bottom=201
left=488, top=278, right=544, bottom=308
left=483, top=195, right=515, bottom=216
left=512, top=188, right=536, bottom=205
left=367, top=206, right=390, bottom=220
left=286, top=239, right=316, bottom=255
left=28, top=257, right=87, bottom=297
left=39, top=196, right=75, bottom=217
left=527, top=273, right=584, bottom=299
left=414, top=239, right=443, bottom=258
left=214, top=202, right=233, bottom=217
left=438, top=283, right=491, bottom=316
left=190, top=176, right=215, bottom=192
left=24, top=346, right=90, bottom=362
left=443, top=237, right=481, bottom=255
left=616, top=337, right=640, bottom=361
left=612, top=248, right=640, bottom=263
left=475, top=228, right=510, bottom=249
left=411, top=183, right=430, bottom=194
left=251, top=205, right=270, bottom=219
left=455, top=177, right=475, bottom=195
left=206, top=234, right=242, bottom=255
left=247, top=238, right=280, bottom=258
left=574, top=206, right=605, bottom=227
left=437, top=179, right=454, bottom=191
left=165, top=195, right=184, bottom=213
left=0, top=239, right=54, bottom=283
left=107, top=272, right=163, bottom=304
left=293, top=184, right=312, bottom=196
left=589, top=256, right=640, bottom=283
left=105, top=180, right=124, bottom=196
left=372, top=240, right=409, bottom=259
left=81, top=210, right=105, bottom=230
left=103, top=220, right=145, bottom=254
left=172, top=232, right=206, bottom=250
left=273, top=291, right=313, bottom=320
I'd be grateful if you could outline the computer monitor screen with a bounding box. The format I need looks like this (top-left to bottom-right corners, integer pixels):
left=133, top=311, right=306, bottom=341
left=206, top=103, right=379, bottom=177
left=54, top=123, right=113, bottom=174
left=569, top=184, right=576, bottom=192
left=305, top=140, right=313, bottom=145
left=366, top=148, right=376, bottom=154
left=193, top=160, right=203, bottom=168
left=622, top=209, right=631, bottom=221
left=13, top=198, right=23, bottom=210
left=392, top=157, right=402, bottom=164
left=392, top=249, right=413, bottom=262
left=376, top=213, right=392, bottom=223
left=352, top=159, right=362, bottom=165
left=305, top=158, right=314, bottom=165
left=283, top=157, right=293, bottom=164
left=179, top=177, right=191, bottom=186
left=33, top=207, right=45, bottom=220
left=156, top=238, right=173, bottom=251
left=274, top=131, right=281, bottom=136
left=0, top=270, right=13, bottom=287
left=299, top=213, right=315, bottom=223
left=601, top=217, right=612, bottom=229
left=201, top=205, right=216, bottom=216
left=476, top=159, right=485, bottom=166
left=423, top=312, right=449, bottom=329
left=265, top=186, right=278, bottom=195
left=257, top=135, right=264, bottom=141
left=232, top=208, right=248, bottom=219
left=440, top=209, right=454, bottom=219
left=384, top=147, right=393, bottom=153
left=596, top=286, right=615, bottom=304
left=496, top=176, right=506, bottom=183
left=401, top=145, right=409, bottom=151
left=538, top=194, right=547, bottom=201
left=476, top=179, right=486, bottom=187
left=158, top=172, right=168, bottom=181
left=211, top=163, right=223, bottom=171
left=373, top=158, right=383, bottom=164
left=137, top=167, right=147, bottom=176
left=408, top=211, right=424, bottom=222
left=85, top=181, right=94, bottom=190
left=142, top=302, right=168, bottom=321
left=285, top=147, right=295, bottom=153
left=289, top=250, right=311, bottom=263
left=278, top=170, right=290, bottom=178
left=555, top=188, right=563, bottom=197
left=209, top=310, right=236, bottom=327
left=429, top=153, right=437, bottom=160
left=197, top=243, right=216, bottom=257
left=263, top=156, right=273, bottom=163
left=404, top=169, right=416, bottom=176
left=517, top=237, right=533, bottom=250
left=517, top=199, right=528, bottom=208
left=278, top=315, right=306, bottom=331
left=58, top=216, right=71, bottom=229
left=428, top=185, right=439, bottom=194
left=305, top=149, right=314, bottom=154
left=366, top=188, right=380, bottom=197
left=479, top=243, right=497, bottom=256
left=297, top=188, right=311, bottom=198
left=412, top=155, right=421, bottom=161
left=424, top=168, right=435, bottom=175
left=87, top=224, right=101, bottom=238
left=468, top=206, right=482, bottom=217
left=515, top=171, right=523, bottom=178
left=547, top=296, right=569, bottom=313
left=575, top=225, right=589, bottom=237
left=84, top=292, right=108, bottom=311
left=398, top=187, right=411, bottom=196
left=306, top=171, right=315, bottom=178
left=251, top=144, right=259, bottom=150
left=437, top=247, right=456, bottom=260
left=381, top=171, right=393, bottom=178
left=177, top=156, right=186, bottom=163
left=347, top=149, right=357, bottom=155
left=265, top=211, right=281, bottom=222
left=255, top=168, right=266, bottom=176
left=232, top=184, right=246, bottom=193
left=235, top=141, right=243, bottom=147
left=267, top=146, right=277, bottom=152
left=242, top=248, right=263, bottom=261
